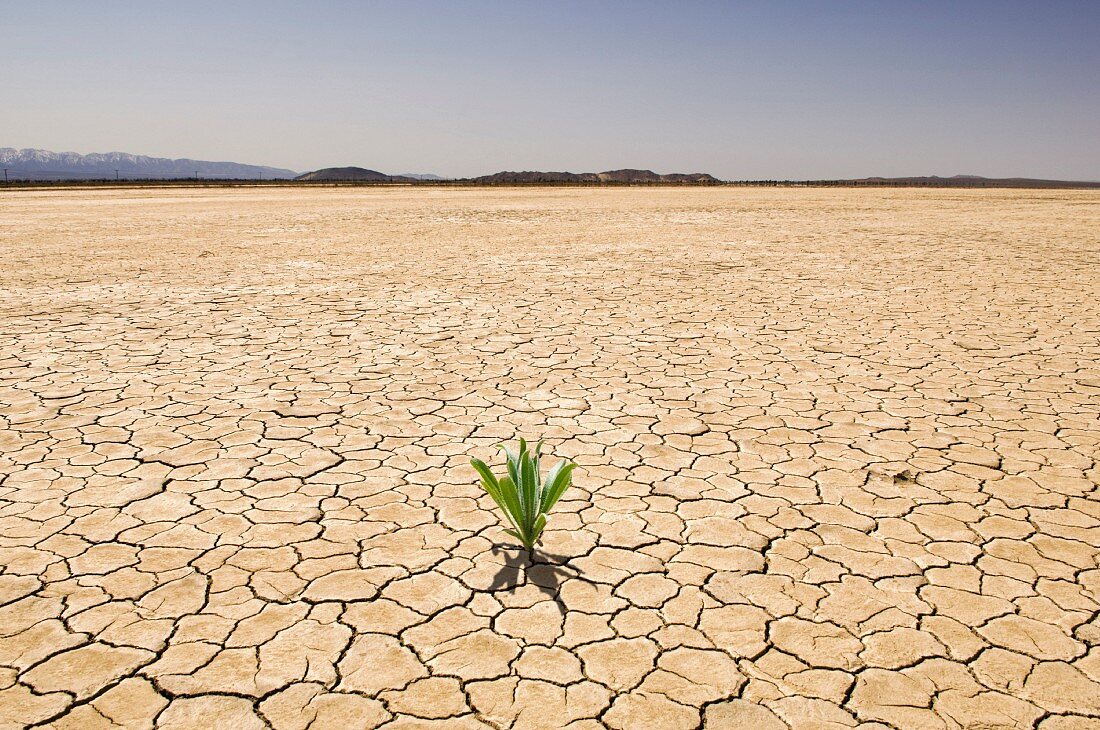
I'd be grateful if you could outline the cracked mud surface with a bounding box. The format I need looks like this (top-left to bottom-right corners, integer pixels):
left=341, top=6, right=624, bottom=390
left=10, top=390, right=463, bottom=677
left=1, top=186, right=1098, bottom=729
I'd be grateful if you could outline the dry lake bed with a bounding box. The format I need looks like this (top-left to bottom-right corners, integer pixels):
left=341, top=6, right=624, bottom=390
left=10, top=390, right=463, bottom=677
left=1, top=186, right=1099, bottom=729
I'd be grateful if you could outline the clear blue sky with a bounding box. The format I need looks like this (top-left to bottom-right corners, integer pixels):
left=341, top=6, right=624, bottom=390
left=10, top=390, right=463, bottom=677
left=4, top=0, right=1098, bottom=179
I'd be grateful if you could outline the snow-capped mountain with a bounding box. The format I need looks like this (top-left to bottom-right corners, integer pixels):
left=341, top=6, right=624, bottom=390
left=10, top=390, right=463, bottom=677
left=0, top=148, right=297, bottom=180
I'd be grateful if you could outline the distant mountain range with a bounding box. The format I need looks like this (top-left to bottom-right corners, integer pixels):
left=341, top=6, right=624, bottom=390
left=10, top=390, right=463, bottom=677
left=0, top=148, right=296, bottom=180
left=472, top=169, right=720, bottom=184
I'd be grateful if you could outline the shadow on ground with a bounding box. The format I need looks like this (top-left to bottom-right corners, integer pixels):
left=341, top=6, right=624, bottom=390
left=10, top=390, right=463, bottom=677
left=486, top=545, right=578, bottom=615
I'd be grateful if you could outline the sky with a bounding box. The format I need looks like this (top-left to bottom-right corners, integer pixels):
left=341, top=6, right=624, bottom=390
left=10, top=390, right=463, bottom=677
left=3, top=0, right=1099, bottom=179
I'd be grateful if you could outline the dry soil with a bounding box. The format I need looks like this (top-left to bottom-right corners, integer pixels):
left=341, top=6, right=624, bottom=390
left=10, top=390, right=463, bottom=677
left=1, top=186, right=1099, bottom=729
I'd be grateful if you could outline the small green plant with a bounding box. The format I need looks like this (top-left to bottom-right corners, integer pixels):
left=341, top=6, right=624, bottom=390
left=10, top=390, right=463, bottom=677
left=471, top=439, right=577, bottom=551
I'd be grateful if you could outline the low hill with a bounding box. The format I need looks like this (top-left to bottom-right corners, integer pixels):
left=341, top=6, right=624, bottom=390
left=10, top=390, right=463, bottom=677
left=295, top=167, right=416, bottom=182
left=473, top=169, right=720, bottom=184
left=596, top=169, right=719, bottom=183
left=475, top=171, right=592, bottom=183
left=0, top=148, right=296, bottom=180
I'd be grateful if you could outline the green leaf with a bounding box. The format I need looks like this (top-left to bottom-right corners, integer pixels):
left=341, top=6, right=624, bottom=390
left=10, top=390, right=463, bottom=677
left=531, top=513, right=547, bottom=545
left=540, top=461, right=577, bottom=513
left=520, top=449, right=538, bottom=528
left=516, top=438, right=532, bottom=529
left=470, top=458, right=499, bottom=490
left=496, top=475, right=525, bottom=533
left=479, top=480, right=515, bottom=529
left=501, top=445, right=522, bottom=504
left=499, top=443, right=518, bottom=474
left=533, top=439, right=544, bottom=488
left=502, top=528, right=527, bottom=547
left=539, top=459, right=567, bottom=507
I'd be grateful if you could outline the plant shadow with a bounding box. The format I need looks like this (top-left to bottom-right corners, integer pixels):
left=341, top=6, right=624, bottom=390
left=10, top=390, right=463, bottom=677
left=486, top=544, right=577, bottom=616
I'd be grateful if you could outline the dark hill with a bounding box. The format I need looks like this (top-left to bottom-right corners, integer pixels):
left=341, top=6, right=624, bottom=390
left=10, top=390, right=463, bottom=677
left=596, top=169, right=719, bottom=183
left=474, top=171, right=592, bottom=183
left=295, top=167, right=414, bottom=182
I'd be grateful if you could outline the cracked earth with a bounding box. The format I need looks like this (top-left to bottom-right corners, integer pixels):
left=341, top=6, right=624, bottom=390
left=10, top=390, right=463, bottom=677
left=1, top=186, right=1098, bottom=729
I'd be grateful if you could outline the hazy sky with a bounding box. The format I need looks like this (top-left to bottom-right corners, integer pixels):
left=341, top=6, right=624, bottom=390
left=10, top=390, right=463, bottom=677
left=4, top=1, right=1099, bottom=179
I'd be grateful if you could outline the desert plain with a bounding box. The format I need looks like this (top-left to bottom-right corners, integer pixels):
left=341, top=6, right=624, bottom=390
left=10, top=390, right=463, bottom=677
left=0, top=186, right=1098, bottom=729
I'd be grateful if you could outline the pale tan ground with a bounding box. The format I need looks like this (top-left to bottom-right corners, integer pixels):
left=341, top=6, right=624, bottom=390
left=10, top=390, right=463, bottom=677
left=1, top=186, right=1099, bottom=730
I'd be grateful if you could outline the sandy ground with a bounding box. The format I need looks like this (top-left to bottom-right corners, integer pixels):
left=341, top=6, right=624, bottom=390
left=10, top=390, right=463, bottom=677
left=1, top=186, right=1098, bottom=729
